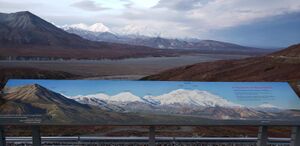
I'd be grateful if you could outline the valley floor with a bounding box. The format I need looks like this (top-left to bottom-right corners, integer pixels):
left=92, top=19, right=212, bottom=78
left=0, top=54, right=249, bottom=80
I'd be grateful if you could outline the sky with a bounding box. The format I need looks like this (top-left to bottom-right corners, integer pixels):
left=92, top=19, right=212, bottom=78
left=6, top=79, right=300, bottom=109
left=1, top=0, right=300, bottom=47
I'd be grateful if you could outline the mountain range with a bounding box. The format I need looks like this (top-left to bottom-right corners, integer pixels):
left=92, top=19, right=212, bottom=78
left=0, top=11, right=273, bottom=60
left=62, top=23, right=110, bottom=33
left=1, top=83, right=300, bottom=124
left=0, top=84, right=220, bottom=125
left=0, top=11, right=199, bottom=60
left=70, top=89, right=300, bottom=120
left=62, top=23, right=270, bottom=54
left=71, top=89, right=241, bottom=107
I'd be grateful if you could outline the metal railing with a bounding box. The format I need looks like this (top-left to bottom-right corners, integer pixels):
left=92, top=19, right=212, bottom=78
left=5, top=136, right=291, bottom=146
left=1, top=126, right=299, bottom=146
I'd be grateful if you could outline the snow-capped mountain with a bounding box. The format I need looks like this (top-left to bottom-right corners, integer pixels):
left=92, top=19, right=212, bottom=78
left=85, top=93, right=110, bottom=100
left=142, top=95, right=160, bottom=105
left=110, top=92, right=144, bottom=103
left=62, top=23, right=110, bottom=32
left=258, top=103, right=279, bottom=109
left=61, top=23, right=269, bottom=54
left=72, top=95, right=124, bottom=112
left=61, top=23, right=119, bottom=43
left=63, top=88, right=300, bottom=120
left=256, top=103, right=282, bottom=112
left=150, top=89, right=242, bottom=107
left=63, top=23, right=88, bottom=31
left=70, top=89, right=275, bottom=119
left=89, top=23, right=110, bottom=32
left=71, top=89, right=241, bottom=108
left=75, top=92, right=151, bottom=106
left=74, top=96, right=104, bottom=106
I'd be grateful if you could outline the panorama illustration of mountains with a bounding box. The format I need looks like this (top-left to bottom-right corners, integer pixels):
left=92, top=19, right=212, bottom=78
left=1, top=80, right=300, bottom=125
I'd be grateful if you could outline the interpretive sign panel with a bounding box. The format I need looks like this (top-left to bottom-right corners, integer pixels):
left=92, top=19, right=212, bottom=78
left=1, top=80, right=300, bottom=125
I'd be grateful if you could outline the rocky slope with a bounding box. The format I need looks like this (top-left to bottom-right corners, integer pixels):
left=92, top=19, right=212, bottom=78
left=1, top=84, right=125, bottom=124
left=142, top=44, right=300, bottom=95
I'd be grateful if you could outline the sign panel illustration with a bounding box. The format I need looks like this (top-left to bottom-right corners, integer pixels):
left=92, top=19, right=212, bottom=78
left=1, top=80, right=300, bottom=125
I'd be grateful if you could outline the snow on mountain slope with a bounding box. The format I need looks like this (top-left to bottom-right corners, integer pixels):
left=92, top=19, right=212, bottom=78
left=72, top=95, right=125, bottom=112
left=71, top=89, right=241, bottom=108
left=256, top=103, right=282, bottom=112
left=70, top=93, right=110, bottom=106
left=61, top=23, right=269, bottom=54
left=258, top=103, right=279, bottom=109
left=142, top=95, right=160, bottom=105
left=110, top=92, right=144, bottom=103
left=151, top=89, right=241, bottom=107
left=74, top=96, right=107, bottom=106
left=69, top=93, right=110, bottom=101
left=89, top=23, right=110, bottom=32
left=63, top=23, right=89, bottom=30
left=85, top=93, right=110, bottom=100
left=71, top=92, right=145, bottom=104
left=62, top=23, right=110, bottom=32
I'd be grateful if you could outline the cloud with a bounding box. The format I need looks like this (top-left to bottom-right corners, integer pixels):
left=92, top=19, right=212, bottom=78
left=71, top=0, right=110, bottom=11
left=96, top=0, right=297, bottom=39
left=0, top=0, right=42, bottom=11
left=153, top=0, right=210, bottom=11
left=119, top=0, right=134, bottom=8
left=114, top=19, right=198, bottom=38
left=186, top=0, right=300, bottom=29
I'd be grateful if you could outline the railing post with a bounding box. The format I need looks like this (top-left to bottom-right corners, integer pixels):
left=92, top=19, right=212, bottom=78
left=32, top=125, right=41, bottom=146
left=257, top=126, right=268, bottom=146
left=290, top=126, right=300, bottom=146
left=149, top=126, right=155, bottom=146
left=0, top=126, right=5, bottom=146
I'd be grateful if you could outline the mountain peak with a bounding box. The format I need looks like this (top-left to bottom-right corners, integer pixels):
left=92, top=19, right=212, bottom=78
left=14, top=11, right=34, bottom=15
left=258, top=103, right=278, bottom=109
left=10, top=11, right=37, bottom=21
left=111, top=92, right=143, bottom=102
left=4, top=84, right=85, bottom=107
left=153, top=89, right=242, bottom=107
left=89, top=23, right=110, bottom=32
left=14, top=83, right=45, bottom=92
left=27, top=83, right=41, bottom=88
left=0, top=11, right=97, bottom=48
left=4, top=84, right=49, bottom=101
left=62, top=22, right=110, bottom=33
left=0, top=11, right=44, bottom=30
